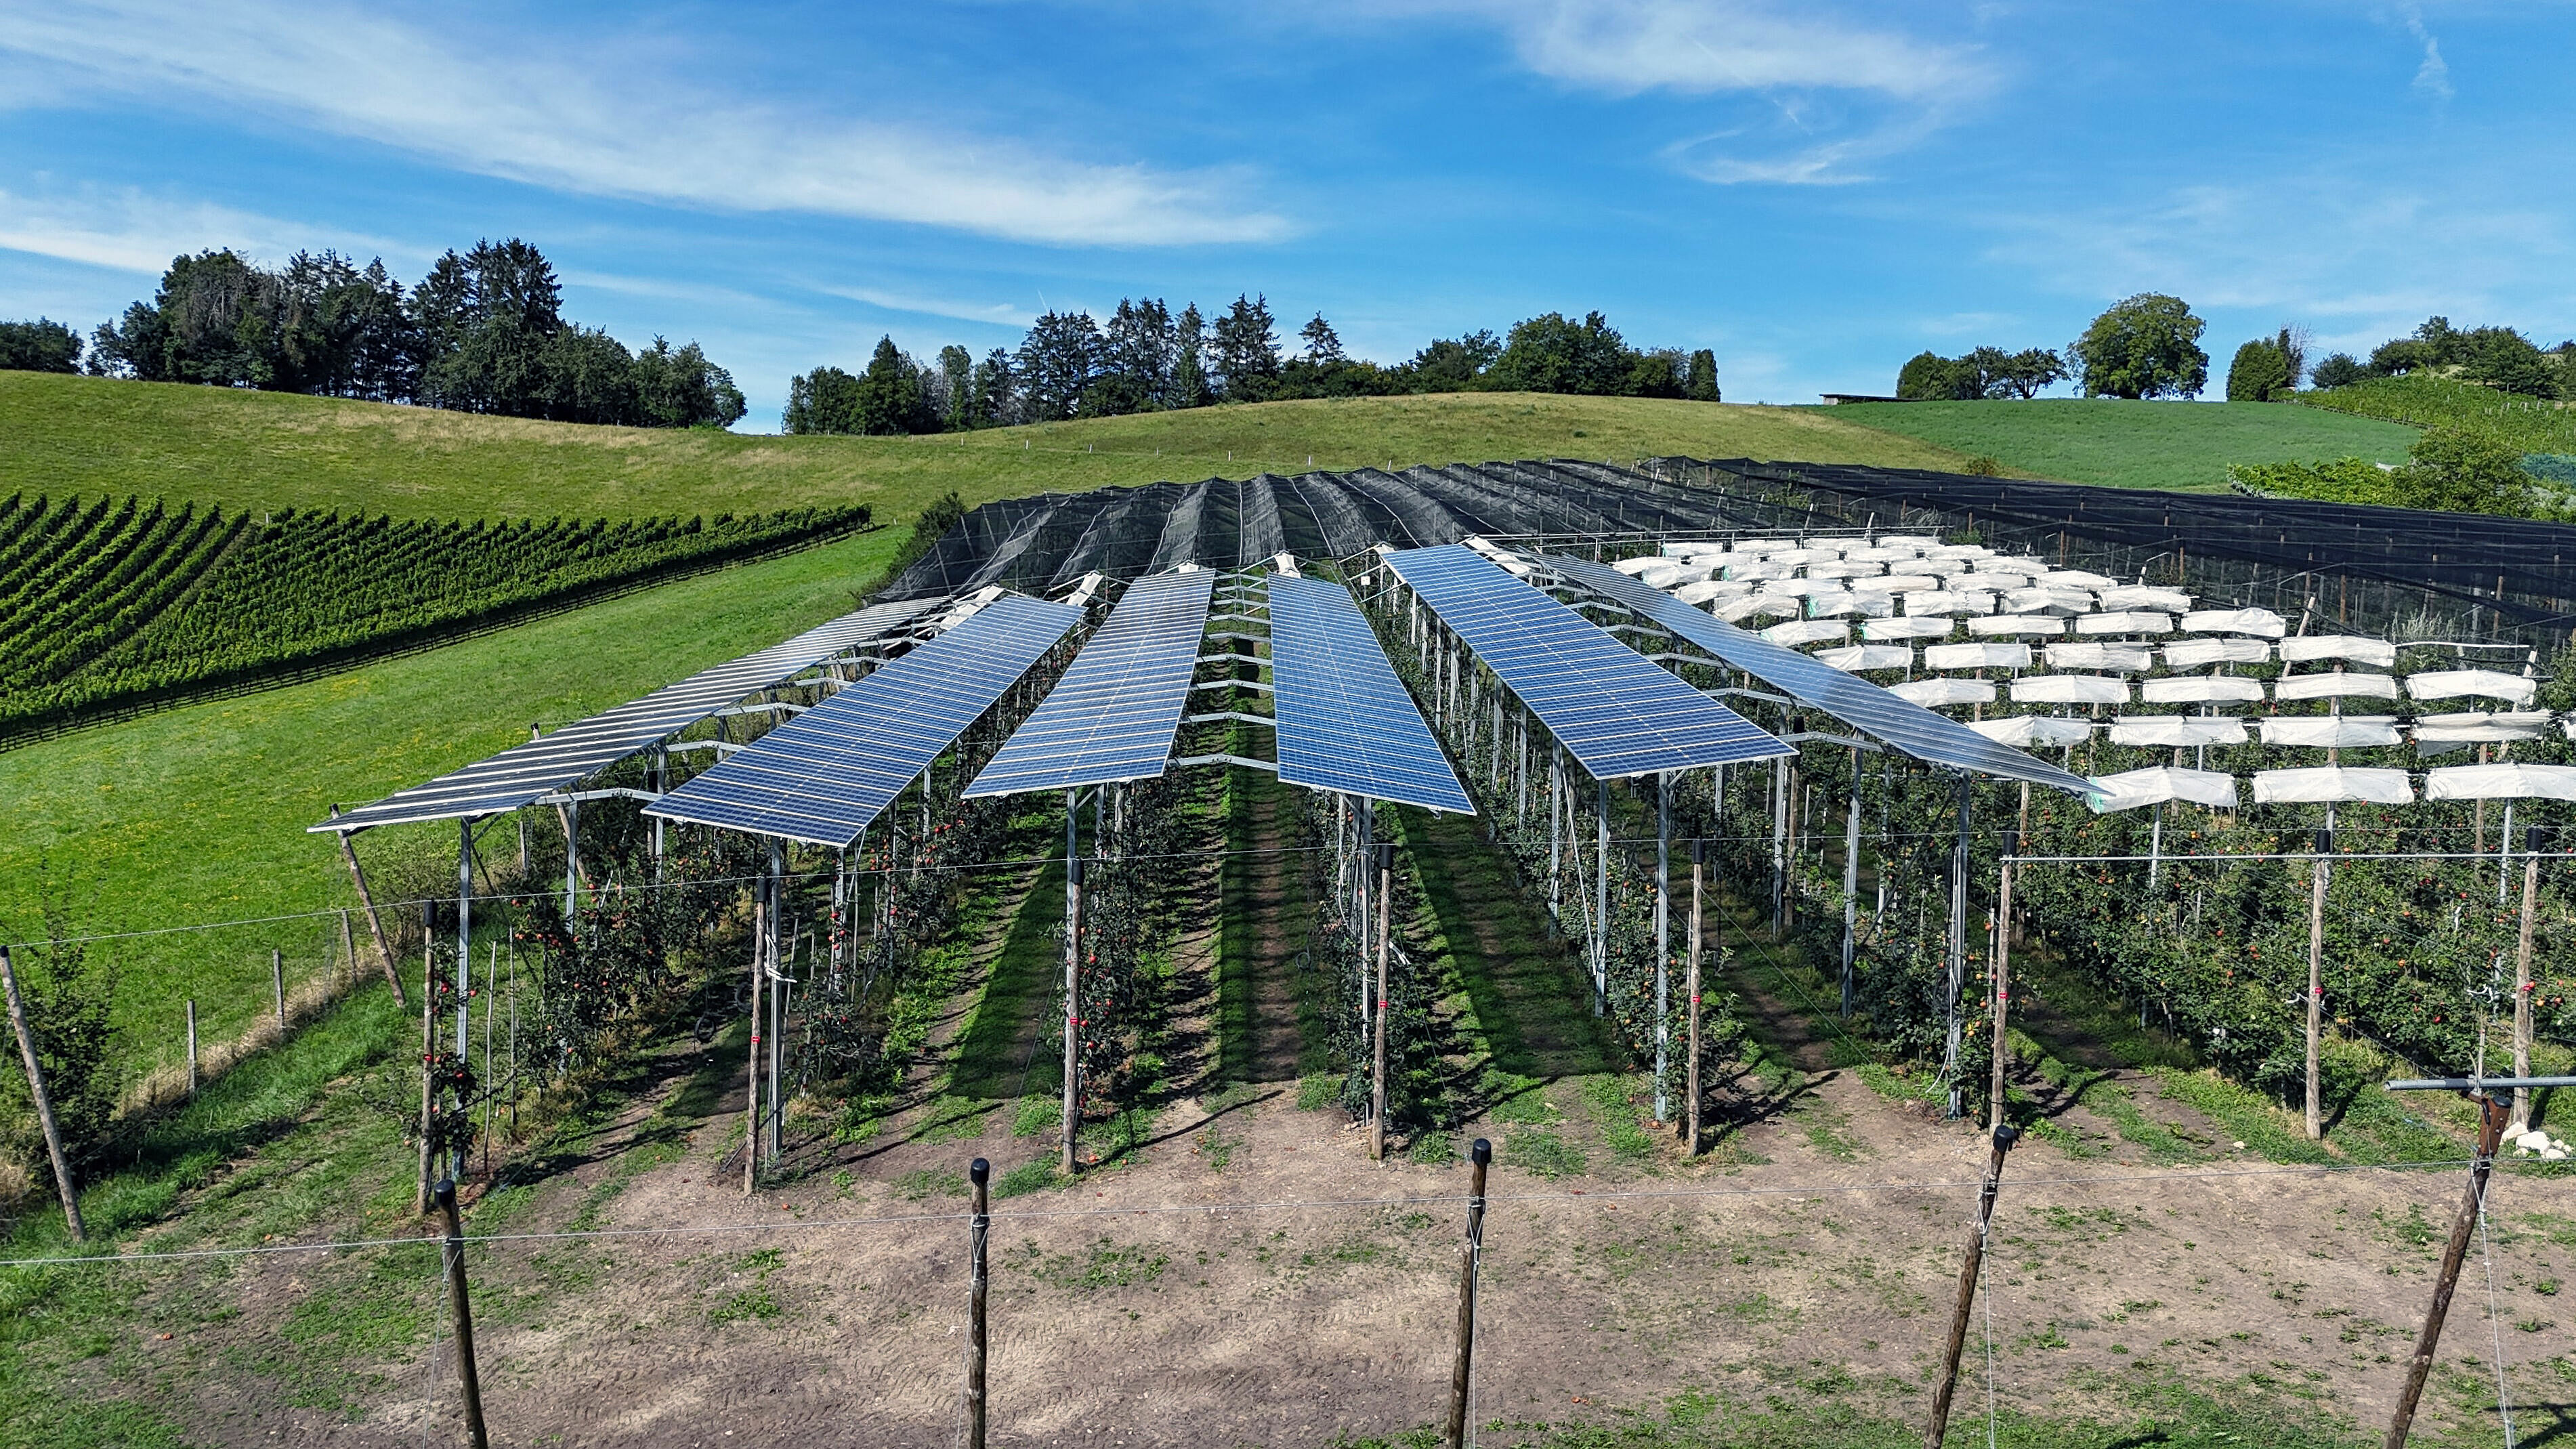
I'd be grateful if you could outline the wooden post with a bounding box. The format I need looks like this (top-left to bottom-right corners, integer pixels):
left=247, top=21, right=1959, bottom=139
left=329, top=806, right=405, bottom=1007
left=966, top=1156, right=991, bottom=1449
left=2511, top=829, right=2540, bottom=1134
left=1444, top=1138, right=1492, bottom=1449
left=2383, top=1093, right=2513, bottom=1449
left=0, top=946, right=84, bottom=1240
left=1925, top=1124, right=2019, bottom=1448
left=433, top=1179, right=492, bottom=1449
left=2307, top=826, right=2331, bottom=1141
left=1591, top=779, right=1609, bottom=1016
left=1685, top=839, right=1704, bottom=1155
left=186, top=999, right=199, bottom=1095
left=1988, top=833, right=2017, bottom=1132
left=1654, top=772, right=1671, bottom=1123
left=1372, top=840, right=1393, bottom=1162
left=1842, top=753, right=1862, bottom=1018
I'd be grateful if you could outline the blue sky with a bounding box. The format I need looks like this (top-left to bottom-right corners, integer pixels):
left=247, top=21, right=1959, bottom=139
left=2, top=1, right=2571, bottom=428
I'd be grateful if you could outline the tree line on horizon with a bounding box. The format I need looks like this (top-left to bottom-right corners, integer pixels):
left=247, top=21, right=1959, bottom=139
left=0, top=240, right=746, bottom=429
left=781, top=298, right=1722, bottom=436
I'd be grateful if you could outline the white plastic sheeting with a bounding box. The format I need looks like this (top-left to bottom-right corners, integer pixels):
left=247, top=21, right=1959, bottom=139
left=2002, top=587, right=2095, bottom=616
left=2109, top=715, right=2248, bottom=747
left=1889, top=678, right=1997, bottom=707
left=1863, top=616, right=1961, bottom=641
left=2405, top=669, right=2538, bottom=706
left=2424, top=763, right=2576, bottom=801
left=1762, top=620, right=1851, bottom=648
left=1674, top=580, right=1737, bottom=606
left=1814, top=644, right=1916, bottom=673
left=2258, top=716, right=2403, bottom=747
left=2181, top=608, right=2288, bottom=638
left=2251, top=767, right=2413, bottom=804
left=2163, top=638, right=2272, bottom=668
left=1969, top=715, right=2096, bottom=748
left=2098, top=585, right=2194, bottom=612
left=2415, top=711, right=2552, bottom=743
left=2274, top=671, right=2398, bottom=701
left=2009, top=675, right=2132, bottom=705
left=2278, top=635, right=2399, bottom=667
left=1878, top=574, right=1941, bottom=593
left=1925, top=642, right=2032, bottom=671
left=2076, top=611, right=2174, bottom=635
left=2046, top=642, right=2154, bottom=671
left=1906, top=590, right=1996, bottom=616
left=1716, top=595, right=1802, bottom=623
left=2088, top=766, right=2242, bottom=812
left=2141, top=675, right=2266, bottom=704
left=1967, top=614, right=2067, bottom=637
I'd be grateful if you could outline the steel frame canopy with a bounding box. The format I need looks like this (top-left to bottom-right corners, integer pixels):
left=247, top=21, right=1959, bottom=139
left=1546, top=553, right=2094, bottom=797
left=1267, top=575, right=1473, bottom=814
left=643, top=594, right=1086, bottom=847
left=1380, top=544, right=1789, bottom=780
left=309, top=597, right=939, bottom=835
left=966, top=569, right=1220, bottom=798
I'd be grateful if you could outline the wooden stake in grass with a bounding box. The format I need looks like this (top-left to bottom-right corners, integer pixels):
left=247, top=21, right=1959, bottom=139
left=965, top=1156, right=991, bottom=1449
left=1925, top=1122, right=2018, bottom=1449
left=433, top=1178, right=492, bottom=1449
left=329, top=805, right=405, bottom=1007
left=2383, top=1092, right=2512, bottom=1449
left=1444, top=1137, right=1491, bottom=1449
left=272, top=947, right=285, bottom=1031
left=0, top=946, right=84, bottom=1241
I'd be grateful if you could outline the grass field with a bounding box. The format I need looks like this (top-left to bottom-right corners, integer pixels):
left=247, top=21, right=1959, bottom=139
left=0, top=528, right=902, bottom=1063
left=0, top=371, right=1983, bottom=524
left=1809, top=398, right=2420, bottom=492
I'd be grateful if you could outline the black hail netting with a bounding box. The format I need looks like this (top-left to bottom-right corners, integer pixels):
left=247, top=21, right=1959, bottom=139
left=1657, top=457, right=2576, bottom=644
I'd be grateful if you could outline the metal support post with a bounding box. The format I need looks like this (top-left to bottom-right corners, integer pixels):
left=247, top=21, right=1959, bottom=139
left=1988, top=833, right=2018, bottom=1132
left=2512, top=828, right=2540, bottom=1133
left=1592, top=778, right=1610, bottom=1016
left=1841, top=752, right=1861, bottom=1020
left=562, top=799, right=580, bottom=919
left=1943, top=773, right=1970, bottom=1118
left=1063, top=787, right=1084, bottom=1177
left=1372, top=840, right=1393, bottom=1162
left=1685, top=839, right=1706, bottom=1154
left=743, top=869, right=764, bottom=1196
left=2307, top=825, right=2331, bottom=1140
left=455, top=818, right=473, bottom=1182
left=1654, top=773, right=1671, bottom=1122
left=767, top=837, right=786, bottom=1163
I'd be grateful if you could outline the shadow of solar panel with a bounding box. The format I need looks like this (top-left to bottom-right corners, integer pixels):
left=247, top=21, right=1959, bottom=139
left=1269, top=576, right=1473, bottom=814
left=1546, top=553, right=2094, bottom=795
left=312, top=597, right=941, bottom=833
left=966, top=570, right=1219, bottom=797
left=645, top=595, right=1084, bottom=846
left=1381, top=545, right=1788, bottom=779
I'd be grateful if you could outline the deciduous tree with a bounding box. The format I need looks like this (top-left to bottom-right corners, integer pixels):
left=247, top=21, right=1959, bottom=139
left=2069, top=293, right=2208, bottom=399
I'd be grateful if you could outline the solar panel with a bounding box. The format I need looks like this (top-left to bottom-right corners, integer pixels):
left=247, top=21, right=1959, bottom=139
left=1546, top=554, right=2095, bottom=796
left=1381, top=545, right=1788, bottom=780
left=965, top=570, right=1219, bottom=797
left=644, top=595, right=1084, bottom=847
left=312, top=597, right=940, bottom=833
left=1268, top=576, right=1474, bottom=814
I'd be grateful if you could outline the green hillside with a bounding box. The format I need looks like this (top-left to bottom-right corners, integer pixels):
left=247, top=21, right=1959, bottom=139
left=0, top=371, right=1979, bottom=524
left=1809, top=398, right=2419, bottom=491
left=2297, top=371, right=2576, bottom=455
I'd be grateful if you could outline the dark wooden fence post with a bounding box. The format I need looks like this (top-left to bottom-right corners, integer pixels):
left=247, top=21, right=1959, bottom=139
left=966, top=1157, right=991, bottom=1449
left=433, top=1179, right=491, bottom=1449
left=1926, top=1123, right=2018, bottom=1448
left=1444, top=1138, right=1491, bottom=1449
left=0, top=946, right=83, bottom=1240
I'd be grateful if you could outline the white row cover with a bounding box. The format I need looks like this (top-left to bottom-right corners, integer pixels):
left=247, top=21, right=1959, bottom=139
left=1968, top=614, right=2067, bottom=637
left=2407, top=669, right=2538, bottom=706
left=1814, top=643, right=1916, bottom=673
left=2180, top=608, right=2288, bottom=638
left=2088, top=767, right=2242, bottom=812
left=2275, top=671, right=2399, bottom=701
left=1906, top=590, right=1996, bottom=616
left=1926, top=642, right=2032, bottom=670
left=2415, top=711, right=2552, bottom=742
left=1863, top=616, right=1962, bottom=641
left=2279, top=635, right=2399, bottom=667
left=2047, top=642, right=2155, bottom=671
left=2010, top=674, right=2132, bottom=705
left=1806, top=590, right=1897, bottom=619
left=2099, top=585, right=2195, bottom=612
left=1761, top=619, right=1851, bottom=648
left=2076, top=610, right=2176, bottom=635
left=1888, top=678, right=1997, bottom=707
left=2259, top=716, right=2402, bottom=747
left=2164, top=637, right=2273, bottom=668
left=2425, top=763, right=2576, bottom=801
left=1970, top=715, right=2097, bottom=747
left=2251, top=766, right=2413, bottom=804
left=2142, top=675, right=2266, bottom=704
left=2109, top=716, right=2247, bottom=746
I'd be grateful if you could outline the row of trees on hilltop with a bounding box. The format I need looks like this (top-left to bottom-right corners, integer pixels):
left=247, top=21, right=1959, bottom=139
left=1899, top=294, right=2213, bottom=401
left=42, top=240, right=744, bottom=428
left=2302, top=316, right=2576, bottom=399
left=783, top=299, right=1723, bottom=435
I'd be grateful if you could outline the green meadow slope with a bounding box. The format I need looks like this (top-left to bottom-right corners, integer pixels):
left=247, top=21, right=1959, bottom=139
left=1810, top=398, right=2420, bottom=492
left=0, top=372, right=1980, bottom=524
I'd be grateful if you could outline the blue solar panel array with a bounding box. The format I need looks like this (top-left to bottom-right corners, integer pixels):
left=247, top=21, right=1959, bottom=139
left=644, top=595, right=1084, bottom=847
left=1381, top=545, right=1788, bottom=779
left=1268, top=576, right=1474, bottom=814
left=314, top=597, right=940, bottom=834
left=1546, top=553, right=2095, bottom=796
left=966, top=570, right=1219, bottom=797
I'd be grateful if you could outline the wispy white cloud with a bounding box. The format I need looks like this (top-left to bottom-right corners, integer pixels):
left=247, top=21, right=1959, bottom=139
left=0, top=186, right=403, bottom=274
left=0, top=0, right=1291, bottom=248
left=2402, top=6, right=2453, bottom=102
left=818, top=286, right=1036, bottom=330
left=1388, top=1, right=1995, bottom=185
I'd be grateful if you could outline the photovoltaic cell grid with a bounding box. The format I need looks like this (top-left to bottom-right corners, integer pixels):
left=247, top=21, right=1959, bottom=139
left=967, top=570, right=1219, bottom=797
left=1267, top=576, right=1473, bottom=814
left=1545, top=553, right=2096, bottom=797
left=1382, top=545, right=1789, bottom=780
left=644, top=595, right=1084, bottom=847
left=312, top=597, right=939, bottom=834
